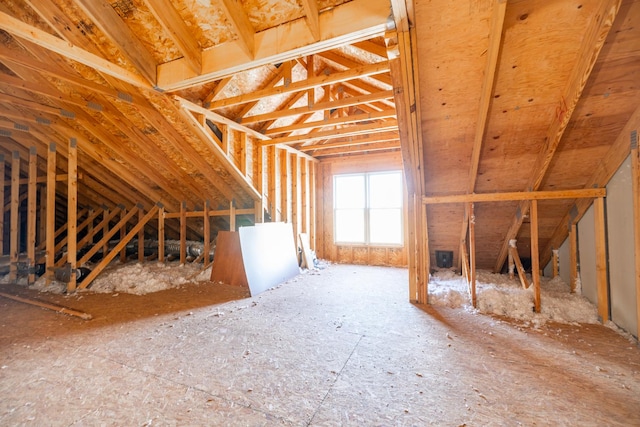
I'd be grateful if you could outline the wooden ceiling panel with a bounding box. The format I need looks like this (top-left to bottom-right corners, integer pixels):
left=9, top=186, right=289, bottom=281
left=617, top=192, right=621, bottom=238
left=414, top=0, right=492, bottom=194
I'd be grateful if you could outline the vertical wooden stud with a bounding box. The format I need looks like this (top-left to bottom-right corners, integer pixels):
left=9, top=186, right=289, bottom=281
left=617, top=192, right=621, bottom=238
left=630, top=139, right=640, bottom=337
left=594, top=196, right=609, bottom=322
left=180, top=201, right=186, bottom=264
left=0, top=154, right=4, bottom=256
left=239, top=132, right=247, bottom=175
left=552, top=249, right=559, bottom=278
left=203, top=200, right=210, bottom=264
left=45, top=144, right=56, bottom=284
left=38, top=183, right=46, bottom=248
left=221, top=124, right=229, bottom=155
left=120, top=208, right=127, bottom=263
left=280, top=149, right=289, bottom=223
left=67, top=139, right=78, bottom=292
left=102, top=208, right=109, bottom=260
left=569, top=223, right=578, bottom=293
left=9, top=151, right=20, bottom=282
left=27, top=147, right=37, bottom=284
left=309, top=160, right=316, bottom=251
left=469, top=202, right=477, bottom=308
left=406, top=195, right=418, bottom=301
left=254, top=145, right=264, bottom=223
left=508, top=239, right=515, bottom=280
left=138, top=207, right=144, bottom=262
left=301, top=159, right=309, bottom=234
left=419, top=201, right=430, bottom=304
left=306, top=55, right=315, bottom=106
left=291, top=153, right=299, bottom=241
left=267, top=146, right=277, bottom=221
left=158, top=204, right=165, bottom=264
left=530, top=199, right=541, bottom=313
left=230, top=200, right=236, bottom=232
left=315, top=163, right=325, bottom=259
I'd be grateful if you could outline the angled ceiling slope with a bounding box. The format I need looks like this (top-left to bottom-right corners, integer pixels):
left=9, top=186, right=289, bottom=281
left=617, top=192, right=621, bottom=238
left=0, top=0, right=400, bottom=227
left=395, top=0, right=639, bottom=271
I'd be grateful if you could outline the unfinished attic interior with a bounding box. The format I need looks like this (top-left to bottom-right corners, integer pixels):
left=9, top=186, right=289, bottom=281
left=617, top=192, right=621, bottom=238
left=0, top=0, right=640, bottom=424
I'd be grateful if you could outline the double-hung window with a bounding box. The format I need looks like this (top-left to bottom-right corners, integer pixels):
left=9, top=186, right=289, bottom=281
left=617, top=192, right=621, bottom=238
left=333, top=171, right=403, bottom=245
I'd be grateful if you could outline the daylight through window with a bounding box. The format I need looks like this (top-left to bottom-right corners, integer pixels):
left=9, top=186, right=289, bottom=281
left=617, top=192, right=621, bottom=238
left=333, top=171, right=403, bottom=245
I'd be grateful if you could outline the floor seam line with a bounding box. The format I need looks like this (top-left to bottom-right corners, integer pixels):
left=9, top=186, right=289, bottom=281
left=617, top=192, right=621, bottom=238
left=68, top=346, right=290, bottom=425
left=306, top=333, right=365, bottom=426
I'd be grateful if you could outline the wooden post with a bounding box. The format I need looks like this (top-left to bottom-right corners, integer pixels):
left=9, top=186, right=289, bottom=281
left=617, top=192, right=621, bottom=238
left=158, top=204, right=165, bottom=264
left=508, top=239, right=516, bottom=280
left=631, top=137, right=640, bottom=338
left=407, top=194, right=418, bottom=302
left=301, top=158, right=308, bottom=234
left=291, top=153, right=299, bottom=242
left=67, top=139, right=78, bottom=292
left=221, top=124, right=229, bottom=154
left=268, top=146, right=277, bottom=221
left=180, top=201, right=186, bottom=264
left=309, top=160, right=316, bottom=251
left=552, top=249, right=559, bottom=278
left=594, top=196, right=609, bottom=322
left=0, top=154, right=4, bottom=256
left=203, top=200, right=210, bottom=264
left=420, top=201, right=430, bottom=304
left=39, top=182, right=46, bottom=247
left=569, top=223, right=578, bottom=293
left=45, top=144, right=56, bottom=284
left=280, top=149, right=289, bottom=223
left=469, top=202, right=477, bottom=308
left=27, top=147, right=37, bottom=284
left=230, top=200, right=236, bottom=232
left=120, top=208, right=127, bottom=263
left=138, top=207, right=144, bottom=262
left=239, top=132, right=247, bottom=175
left=254, top=145, right=264, bottom=224
left=531, top=199, right=541, bottom=313
left=102, top=207, right=109, bottom=260
left=9, top=151, right=20, bottom=282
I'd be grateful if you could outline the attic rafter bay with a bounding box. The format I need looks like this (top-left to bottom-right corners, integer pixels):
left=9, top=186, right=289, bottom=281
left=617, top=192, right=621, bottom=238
left=156, top=0, right=390, bottom=91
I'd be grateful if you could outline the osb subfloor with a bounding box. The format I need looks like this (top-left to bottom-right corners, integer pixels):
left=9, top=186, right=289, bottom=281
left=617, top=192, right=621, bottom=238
left=1, top=264, right=639, bottom=426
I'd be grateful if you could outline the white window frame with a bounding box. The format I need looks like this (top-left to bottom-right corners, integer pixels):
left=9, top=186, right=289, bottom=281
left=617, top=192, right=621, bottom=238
left=333, top=170, right=403, bottom=246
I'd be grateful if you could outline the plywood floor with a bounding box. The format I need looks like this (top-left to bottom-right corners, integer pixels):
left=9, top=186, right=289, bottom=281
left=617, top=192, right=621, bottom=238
left=1, top=264, right=639, bottom=426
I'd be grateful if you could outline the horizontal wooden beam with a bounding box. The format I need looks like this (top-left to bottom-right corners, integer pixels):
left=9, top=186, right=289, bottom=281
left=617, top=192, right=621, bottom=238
left=311, top=140, right=400, bottom=156
left=156, top=0, right=389, bottom=91
left=208, top=62, right=391, bottom=110
left=423, top=188, right=606, bottom=204
left=300, top=133, right=400, bottom=151
left=265, top=109, right=396, bottom=136
left=163, top=208, right=255, bottom=219
left=262, top=120, right=398, bottom=146
left=240, top=90, right=394, bottom=125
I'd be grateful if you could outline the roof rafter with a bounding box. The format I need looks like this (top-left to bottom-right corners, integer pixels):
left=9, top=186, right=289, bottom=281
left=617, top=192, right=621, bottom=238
left=458, top=0, right=507, bottom=264
left=0, top=10, right=150, bottom=89
left=71, top=0, right=158, bottom=86
left=217, top=0, right=256, bottom=60
left=142, top=0, right=202, bottom=74
left=300, top=0, right=320, bottom=41
left=156, top=0, right=389, bottom=91
left=493, top=0, right=622, bottom=273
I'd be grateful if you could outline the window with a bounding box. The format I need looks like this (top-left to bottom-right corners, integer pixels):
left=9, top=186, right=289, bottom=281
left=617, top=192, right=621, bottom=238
left=334, top=171, right=403, bottom=245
